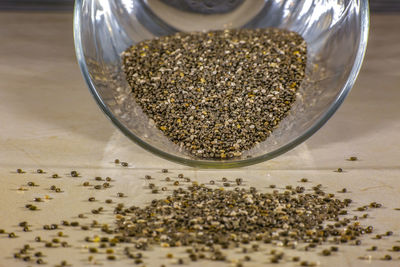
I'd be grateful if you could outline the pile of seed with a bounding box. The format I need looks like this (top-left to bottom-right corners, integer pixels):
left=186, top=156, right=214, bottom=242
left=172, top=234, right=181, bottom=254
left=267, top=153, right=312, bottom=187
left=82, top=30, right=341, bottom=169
left=113, top=184, right=372, bottom=258
left=122, top=28, right=307, bottom=159
left=9, top=161, right=400, bottom=266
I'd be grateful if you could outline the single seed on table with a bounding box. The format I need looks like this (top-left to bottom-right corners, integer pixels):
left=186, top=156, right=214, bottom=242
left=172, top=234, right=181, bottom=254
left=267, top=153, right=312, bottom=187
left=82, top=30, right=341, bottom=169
left=387, top=231, right=394, bottom=236
left=45, top=242, right=52, bottom=247
left=340, top=188, right=347, bottom=193
left=152, top=189, right=159, bottom=194
left=61, top=220, right=70, bottom=226
left=36, top=259, right=44, bottom=264
left=70, top=221, right=79, bottom=227
left=114, top=159, right=119, bottom=164
left=23, top=256, right=30, bottom=261
left=23, top=226, right=30, bottom=232
left=235, top=178, right=242, bottom=185
left=78, top=213, right=85, bottom=218
left=106, top=177, right=112, bottom=182
left=210, top=180, right=215, bottom=185
left=81, top=226, right=89, bottom=231
left=55, top=188, right=61, bottom=192
left=184, top=177, right=191, bottom=182
left=105, top=199, right=113, bottom=204
left=103, top=182, right=110, bottom=188
left=106, top=249, right=114, bottom=254
left=52, top=174, right=59, bottom=178
left=149, top=183, right=155, bottom=189
left=162, top=169, right=168, bottom=173
left=34, top=252, right=43, bottom=257
left=336, top=168, right=343, bottom=172
left=51, top=224, right=58, bottom=229
left=29, top=205, right=37, bottom=210
left=222, top=177, right=228, bottom=182
left=300, top=178, right=308, bottom=182
left=35, top=236, right=41, bottom=242
left=269, top=184, right=276, bottom=188
left=89, top=247, right=98, bottom=253
left=223, top=182, right=230, bottom=187
left=19, top=221, right=27, bottom=227
left=57, top=231, right=64, bottom=237
left=0, top=229, right=4, bottom=234
left=50, top=185, right=56, bottom=190
left=70, top=171, right=79, bottom=177
left=17, top=168, right=24, bottom=173
left=60, top=260, right=68, bottom=266
left=107, top=255, right=116, bottom=260
left=382, top=255, right=392, bottom=260
left=52, top=238, right=60, bottom=243
left=348, top=156, right=358, bottom=161
left=95, top=176, right=103, bottom=181
left=145, top=175, right=152, bottom=180
left=8, top=232, right=16, bottom=238
left=94, top=185, right=101, bottom=190
left=178, top=174, right=184, bottom=178
left=165, top=177, right=171, bottom=182
left=27, top=182, right=36, bottom=186
left=121, top=162, right=128, bottom=167
left=173, top=181, right=179, bottom=186
left=355, top=240, right=361, bottom=245
left=37, top=169, right=44, bottom=173
left=331, top=246, right=339, bottom=252
left=166, top=253, right=173, bottom=258
left=117, top=192, right=124, bottom=197
left=161, top=187, right=167, bottom=191
left=34, top=197, right=42, bottom=202
left=83, top=181, right=90, bottom=186
left=363, top=214, right=369, bottom=218
left=92, top=209, right=99, bottom=214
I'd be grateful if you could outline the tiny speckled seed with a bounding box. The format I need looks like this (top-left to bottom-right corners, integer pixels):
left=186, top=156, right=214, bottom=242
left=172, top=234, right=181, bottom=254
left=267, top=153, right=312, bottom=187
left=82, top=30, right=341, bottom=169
left=121, top=162, right=128, bottom=167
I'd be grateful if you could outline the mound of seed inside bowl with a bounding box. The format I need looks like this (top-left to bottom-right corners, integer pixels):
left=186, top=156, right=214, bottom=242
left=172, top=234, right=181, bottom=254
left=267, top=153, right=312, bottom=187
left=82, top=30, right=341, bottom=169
left=122, top=28, right=307, bottom=159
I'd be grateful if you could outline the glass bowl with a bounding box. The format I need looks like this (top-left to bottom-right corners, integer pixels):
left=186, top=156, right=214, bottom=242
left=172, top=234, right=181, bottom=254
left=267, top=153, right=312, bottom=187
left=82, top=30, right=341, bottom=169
left=74, top=0, right=369, bottom=168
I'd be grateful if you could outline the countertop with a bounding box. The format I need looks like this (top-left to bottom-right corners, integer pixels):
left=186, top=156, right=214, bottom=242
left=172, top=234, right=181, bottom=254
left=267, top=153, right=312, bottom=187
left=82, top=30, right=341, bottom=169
left=0, top=12, right=400, bottom=267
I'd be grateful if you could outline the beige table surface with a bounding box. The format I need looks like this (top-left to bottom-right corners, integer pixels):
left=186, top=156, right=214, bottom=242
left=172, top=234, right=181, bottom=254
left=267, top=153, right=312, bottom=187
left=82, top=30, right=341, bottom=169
left=0, top=12, right=400, bottom=267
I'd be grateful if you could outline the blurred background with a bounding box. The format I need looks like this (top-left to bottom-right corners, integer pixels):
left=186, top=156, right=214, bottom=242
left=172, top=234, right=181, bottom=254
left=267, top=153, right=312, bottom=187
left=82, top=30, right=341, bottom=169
left=0, top=0, right=399, bottom=12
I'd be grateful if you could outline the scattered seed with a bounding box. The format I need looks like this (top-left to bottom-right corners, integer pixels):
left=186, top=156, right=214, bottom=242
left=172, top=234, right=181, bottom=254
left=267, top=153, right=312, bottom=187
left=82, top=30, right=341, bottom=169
left=70, top=171, right=79, bottom=177
left=121, top=162, right=128, bottom=167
